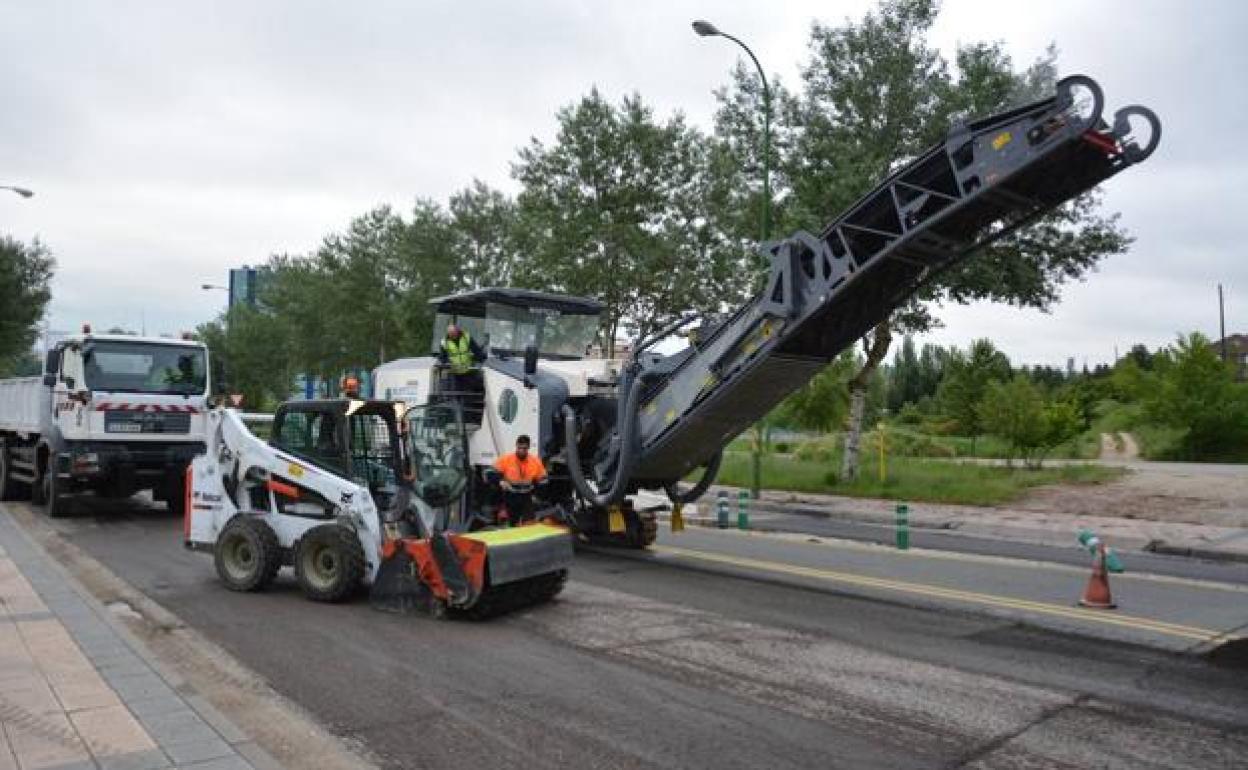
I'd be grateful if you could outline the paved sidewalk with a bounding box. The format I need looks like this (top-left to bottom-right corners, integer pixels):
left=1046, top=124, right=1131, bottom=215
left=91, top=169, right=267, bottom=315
left=0, top=513, right=270, bottom=770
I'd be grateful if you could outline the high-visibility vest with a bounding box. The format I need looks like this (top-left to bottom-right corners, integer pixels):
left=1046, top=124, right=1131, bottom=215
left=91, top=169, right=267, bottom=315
left=441, top=333, right=475, bottom=374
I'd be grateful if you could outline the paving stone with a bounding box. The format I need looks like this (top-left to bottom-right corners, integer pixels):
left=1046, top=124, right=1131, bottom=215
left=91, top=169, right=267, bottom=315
left=183, top=695, right=247, bottom=744
left=181, top=755, right=254, bottom=770
left=97, top=747, right=174, bottom=770
left=163, top=737, right=234, bottom=765
left=123, top=694, right=189, bottom=721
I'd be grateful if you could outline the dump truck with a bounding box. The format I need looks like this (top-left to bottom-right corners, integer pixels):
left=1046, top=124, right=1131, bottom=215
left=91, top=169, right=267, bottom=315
left=373, top=75, right=1161, bottom=546
left=0, top=329, right=210, bottom=517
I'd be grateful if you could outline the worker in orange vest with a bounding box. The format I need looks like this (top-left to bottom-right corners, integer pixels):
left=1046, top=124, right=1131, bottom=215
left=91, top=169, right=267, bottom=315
left=492, top=434, right=547, bottom=525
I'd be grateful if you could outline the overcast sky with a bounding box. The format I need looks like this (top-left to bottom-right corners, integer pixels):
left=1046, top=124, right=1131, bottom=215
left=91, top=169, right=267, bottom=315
left=2, top=0, right=1245, bottom=367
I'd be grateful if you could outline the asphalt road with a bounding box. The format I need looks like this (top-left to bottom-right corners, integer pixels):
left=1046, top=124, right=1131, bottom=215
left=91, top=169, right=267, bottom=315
left=689, top=508, right=1248, bottom=585
left=25, top=499, right=1248, bottom=769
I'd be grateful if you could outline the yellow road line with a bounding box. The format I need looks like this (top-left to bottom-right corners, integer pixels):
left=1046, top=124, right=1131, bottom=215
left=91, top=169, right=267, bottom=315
left=653, top=545, right=1239, bottom=644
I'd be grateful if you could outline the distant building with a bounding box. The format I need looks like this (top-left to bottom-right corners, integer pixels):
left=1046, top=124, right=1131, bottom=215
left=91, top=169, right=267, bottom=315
left=228, top=265, right=269, bottom=308
left=1213, top=334, right=1248, bottom=381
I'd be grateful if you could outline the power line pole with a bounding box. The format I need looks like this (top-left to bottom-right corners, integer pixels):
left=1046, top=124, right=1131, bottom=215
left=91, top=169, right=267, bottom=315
left=1219, top=283, right=1227, bottom=362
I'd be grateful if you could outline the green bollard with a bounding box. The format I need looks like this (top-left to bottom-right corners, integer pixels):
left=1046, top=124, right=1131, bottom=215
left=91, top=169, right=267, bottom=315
left=895, top=503, right=910, bottom=550
left=737, top=489, right=750, bottom=530
left=716, top=491, right=730, bottom=529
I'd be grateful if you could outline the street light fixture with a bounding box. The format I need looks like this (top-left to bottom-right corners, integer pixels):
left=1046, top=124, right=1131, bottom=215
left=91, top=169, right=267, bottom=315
left=201, top=284, right=228, bottom=292
left=691, top=19, right=771, bottom=242
left=2, top=185, right=34, bottom=198
left=692, top=19, right=774, bottom=501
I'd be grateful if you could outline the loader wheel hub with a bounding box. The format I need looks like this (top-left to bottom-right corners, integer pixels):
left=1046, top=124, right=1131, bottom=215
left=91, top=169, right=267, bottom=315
left=223, top=537, right=256, bottom=577
left=302, top=545, right=339, bottom=590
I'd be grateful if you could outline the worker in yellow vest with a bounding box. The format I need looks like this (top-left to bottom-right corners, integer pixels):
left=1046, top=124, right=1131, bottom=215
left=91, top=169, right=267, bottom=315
left=437, top=324, right=485, bottom=397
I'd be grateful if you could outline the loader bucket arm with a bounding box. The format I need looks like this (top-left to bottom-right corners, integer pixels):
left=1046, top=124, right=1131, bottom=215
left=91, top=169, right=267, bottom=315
left=597, top=75, right=1159, bottom=490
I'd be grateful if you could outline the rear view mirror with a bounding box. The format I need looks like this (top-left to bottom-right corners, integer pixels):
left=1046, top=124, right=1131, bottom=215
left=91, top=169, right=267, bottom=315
left=524, top=345, right=538, bottom=375
left=44, top=348, right=61, bottom=375
left=42, top=374, right=56, bottom=387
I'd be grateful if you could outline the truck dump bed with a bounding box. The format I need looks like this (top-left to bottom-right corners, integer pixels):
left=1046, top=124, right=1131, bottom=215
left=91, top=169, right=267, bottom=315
left=0, top=377, right=44, bottom=435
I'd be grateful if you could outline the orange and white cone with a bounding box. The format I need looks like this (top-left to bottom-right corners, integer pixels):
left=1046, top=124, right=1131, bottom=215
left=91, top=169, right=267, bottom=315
left=1078, top=544, right=1116, bottom=609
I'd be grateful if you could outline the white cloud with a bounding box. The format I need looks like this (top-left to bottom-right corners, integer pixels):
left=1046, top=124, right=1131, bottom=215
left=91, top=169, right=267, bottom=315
left=1, top=0, right=1244, bottom=365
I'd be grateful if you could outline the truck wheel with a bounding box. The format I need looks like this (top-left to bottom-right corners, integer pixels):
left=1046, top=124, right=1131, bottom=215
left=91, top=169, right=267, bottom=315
left=214, top=516, right=281, bottom=592
left=0, top=440, right=27, bottom=501
left=294, top=525, right=365, bottom=603
left=39, top=465, right=69, bottom=519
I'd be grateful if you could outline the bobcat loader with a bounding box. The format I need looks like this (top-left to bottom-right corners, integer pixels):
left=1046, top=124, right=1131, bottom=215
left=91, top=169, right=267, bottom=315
left=184, top=397, right=574, bottom=617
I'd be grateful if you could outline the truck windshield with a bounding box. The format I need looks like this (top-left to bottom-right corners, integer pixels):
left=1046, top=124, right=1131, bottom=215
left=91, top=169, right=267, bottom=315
left=432, top=305, right=600, bottom=360
left=82, top=342, right=207, bottom=395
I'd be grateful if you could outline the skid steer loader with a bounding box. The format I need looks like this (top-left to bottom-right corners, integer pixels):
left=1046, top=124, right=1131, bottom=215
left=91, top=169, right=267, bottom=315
left=183, top=397, right=574, bottom=617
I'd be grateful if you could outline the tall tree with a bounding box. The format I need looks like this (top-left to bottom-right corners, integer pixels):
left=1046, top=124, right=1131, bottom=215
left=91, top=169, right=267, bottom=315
left=937, top=339, right=1012, bottom=443
left=513, top=89, right=743, bottom=355
left=448, top=180, right=521, bottom=291
left=714, top=0, right=1130, bottom=477
left=195, top=304, right=295, bottom=410
left=1145, top=333, right=1248, bottom=459
left=0, top=236, right=55, bottom=374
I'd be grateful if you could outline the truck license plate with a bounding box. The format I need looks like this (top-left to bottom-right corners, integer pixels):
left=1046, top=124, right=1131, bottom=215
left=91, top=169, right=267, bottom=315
left=106, top=423, right=142, bottom=433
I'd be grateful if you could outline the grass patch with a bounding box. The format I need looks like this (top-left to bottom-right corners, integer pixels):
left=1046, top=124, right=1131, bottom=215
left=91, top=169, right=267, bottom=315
left=713, top=450, right=1125, bottom=506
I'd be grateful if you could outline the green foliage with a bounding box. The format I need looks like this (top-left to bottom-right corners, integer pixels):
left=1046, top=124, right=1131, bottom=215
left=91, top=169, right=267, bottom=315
left=776, top=350, right=858, bottom=432
left=1142, top=333, right=1248, bottom=460
left=978, top=375, right=1083, bottom=467
left=1, top=349, right=42, bottom=377
left=0, top=236, right=55, bottom=374
left=514, top=90, right=750, bottom=354
left=936, top=339, right=1011, bottom=436
left=195, top=304, right=295, bottom=410
left=714, top=450, right=1123, bottom=506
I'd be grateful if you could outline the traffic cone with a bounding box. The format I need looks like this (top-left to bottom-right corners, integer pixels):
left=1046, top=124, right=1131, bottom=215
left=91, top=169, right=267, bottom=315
left=670, top=502, right=685, bottom=533
left=1078, top=544, right=1117, bottom=609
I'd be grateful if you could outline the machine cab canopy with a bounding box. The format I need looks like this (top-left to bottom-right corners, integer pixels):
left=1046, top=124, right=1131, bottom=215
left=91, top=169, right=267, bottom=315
left=429, top=288, right=603, bottom=360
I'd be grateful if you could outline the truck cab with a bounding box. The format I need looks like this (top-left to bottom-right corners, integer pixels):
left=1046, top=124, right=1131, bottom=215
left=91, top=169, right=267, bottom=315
left=0, top=330, right=210, bottom=516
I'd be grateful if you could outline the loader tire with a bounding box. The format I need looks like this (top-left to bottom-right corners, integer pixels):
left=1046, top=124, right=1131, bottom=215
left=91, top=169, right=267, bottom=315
left=215, top=516, right=281, bottom=592
left=294, top=525, right=365, bottom=603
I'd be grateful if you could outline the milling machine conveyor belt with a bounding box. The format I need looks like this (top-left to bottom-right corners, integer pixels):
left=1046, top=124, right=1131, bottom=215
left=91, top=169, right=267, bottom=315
left=630, top=75, right=1160, bottom=485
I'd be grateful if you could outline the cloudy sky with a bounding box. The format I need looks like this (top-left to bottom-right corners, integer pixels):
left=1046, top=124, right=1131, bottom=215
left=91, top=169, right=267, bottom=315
left=2, top=0, right=1245, bottom=367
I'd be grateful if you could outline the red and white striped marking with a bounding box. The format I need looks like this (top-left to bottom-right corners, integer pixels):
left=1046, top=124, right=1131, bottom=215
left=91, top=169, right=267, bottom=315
left=95, top=403, right=201, bottom=414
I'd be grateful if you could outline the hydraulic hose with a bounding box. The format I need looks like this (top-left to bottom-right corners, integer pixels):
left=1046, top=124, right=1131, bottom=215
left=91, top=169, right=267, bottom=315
left=562, top=369, right=650, bottom=508
left=664, top=449, right=723, bottom=505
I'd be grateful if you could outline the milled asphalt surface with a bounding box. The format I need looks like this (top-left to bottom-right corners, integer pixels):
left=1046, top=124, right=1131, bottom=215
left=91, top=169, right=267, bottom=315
left=21, top=498, right=1248, bottom=769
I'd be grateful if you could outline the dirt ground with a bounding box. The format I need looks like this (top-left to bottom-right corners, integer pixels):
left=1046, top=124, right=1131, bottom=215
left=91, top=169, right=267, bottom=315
left=1019, top=436, right=1248, bottom=527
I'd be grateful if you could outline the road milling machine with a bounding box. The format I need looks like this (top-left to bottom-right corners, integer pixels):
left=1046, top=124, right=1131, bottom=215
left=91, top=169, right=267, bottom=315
left=375, top=75, right=1160, bottom=548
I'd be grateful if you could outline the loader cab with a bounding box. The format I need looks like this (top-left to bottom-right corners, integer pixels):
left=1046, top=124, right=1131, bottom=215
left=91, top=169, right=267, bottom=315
left=404, top=401, right=470, bottom=526
left=429, top=288, right=604, bottom=362
left=271, top=399, right=405, bottom=493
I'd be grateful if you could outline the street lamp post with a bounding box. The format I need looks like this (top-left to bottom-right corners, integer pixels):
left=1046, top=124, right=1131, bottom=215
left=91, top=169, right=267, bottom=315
left=201, top=284, right=231, bottom=399
left=1, top=185, right=34, bottom=198
left=693, top=19, right=773, bottom=500
left=692, top=19, right=771, bottom=243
